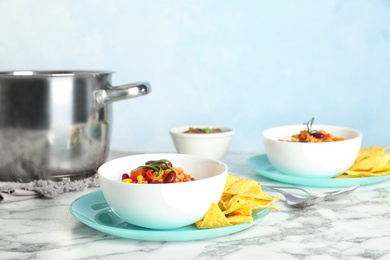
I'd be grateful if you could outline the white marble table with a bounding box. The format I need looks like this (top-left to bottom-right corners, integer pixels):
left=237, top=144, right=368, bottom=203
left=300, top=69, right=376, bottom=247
left=1, top=151, right=390, bottom=260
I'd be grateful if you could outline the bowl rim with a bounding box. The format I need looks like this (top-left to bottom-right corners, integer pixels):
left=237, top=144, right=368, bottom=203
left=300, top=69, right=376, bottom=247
left=263, top=124, right=362, bottom=144
left=98, top=153, right=228, bottom=186
left=170, top=126, right=235, bottom=137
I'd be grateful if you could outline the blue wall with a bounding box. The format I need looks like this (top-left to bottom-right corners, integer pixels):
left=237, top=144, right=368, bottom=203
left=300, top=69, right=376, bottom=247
left=1, top=0, right=389, bottom=153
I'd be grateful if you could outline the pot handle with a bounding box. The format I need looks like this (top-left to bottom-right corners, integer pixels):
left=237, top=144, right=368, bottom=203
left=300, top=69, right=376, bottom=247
left=94, top=81, right=151, bottom=109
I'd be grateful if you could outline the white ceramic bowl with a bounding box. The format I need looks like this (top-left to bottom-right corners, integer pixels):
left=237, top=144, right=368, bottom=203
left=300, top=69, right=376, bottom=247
left=98, top=153, right=228, bottom=230
left=263, top=125, right=362, bottom=178
left=170, top=126, right=235, bottom=160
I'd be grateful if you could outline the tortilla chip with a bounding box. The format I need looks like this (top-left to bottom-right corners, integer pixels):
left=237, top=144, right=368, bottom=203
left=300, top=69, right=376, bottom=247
left=350, top=153, right=390, bottom=172
left=232, top=206, right=253, bottom=216
left=227, top=214, right=253, bottom=224
left=224, top=174, right=240, bottom=190
left=196, top=174, right=280, bottom=229
left=195, top=203, right=231, bottom=229
left=223, top=196, right=253, bottom=215
left=224, top=178, right=259, bottom=195
left=355, top=146, right=389, bottom=162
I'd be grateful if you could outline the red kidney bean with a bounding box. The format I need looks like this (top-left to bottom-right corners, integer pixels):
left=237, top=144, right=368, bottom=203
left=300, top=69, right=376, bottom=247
left=122, top=173, right=130, bottom=180
left=311, top=132, right=324, bottom=138
left=145, top=160, right=156, bottom=165
left=164, top=171, right=177, bottom=183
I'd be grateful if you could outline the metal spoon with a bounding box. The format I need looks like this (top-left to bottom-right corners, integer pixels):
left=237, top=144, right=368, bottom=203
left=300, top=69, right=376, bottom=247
left=262, top=185, right=360, bottom=208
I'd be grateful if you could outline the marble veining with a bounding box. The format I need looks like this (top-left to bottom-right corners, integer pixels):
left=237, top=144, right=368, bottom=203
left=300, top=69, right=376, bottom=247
left=1, top=152, right=390, bottom=260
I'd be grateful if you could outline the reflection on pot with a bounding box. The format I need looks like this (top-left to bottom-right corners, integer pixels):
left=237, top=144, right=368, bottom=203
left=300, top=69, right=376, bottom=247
left=1, top=116, right=110, bottom=182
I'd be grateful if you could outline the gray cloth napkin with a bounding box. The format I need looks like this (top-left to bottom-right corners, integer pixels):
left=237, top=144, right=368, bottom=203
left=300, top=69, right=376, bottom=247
left=0, top=174, right=100, bottom=203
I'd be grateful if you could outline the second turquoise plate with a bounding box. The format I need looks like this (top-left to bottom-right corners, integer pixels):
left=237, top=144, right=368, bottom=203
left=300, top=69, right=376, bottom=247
left=247, top=154, right=390, bottom=188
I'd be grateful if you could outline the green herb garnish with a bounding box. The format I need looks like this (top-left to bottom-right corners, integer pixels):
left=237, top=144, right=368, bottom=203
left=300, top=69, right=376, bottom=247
left=135, top=159, right=174, bottom=177
left=303, top=117, right=315, bottom=134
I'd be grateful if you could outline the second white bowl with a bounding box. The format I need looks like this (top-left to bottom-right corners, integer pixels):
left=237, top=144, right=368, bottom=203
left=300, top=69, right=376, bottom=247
left=263, top=125, right=362, bottom=178
left=170, top=126, right=234, bottom=160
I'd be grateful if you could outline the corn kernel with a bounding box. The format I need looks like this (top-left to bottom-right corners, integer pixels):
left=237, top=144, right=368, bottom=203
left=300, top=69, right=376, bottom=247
left=123, top=178, right=132, bottom=183
left=137, top=175, right=144, bottom=182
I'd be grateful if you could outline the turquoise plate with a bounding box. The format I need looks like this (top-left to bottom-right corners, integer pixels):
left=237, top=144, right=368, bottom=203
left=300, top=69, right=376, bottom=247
left=247, top=154, right=390, bottom=188
left=70, top=190, right=271, bottom=241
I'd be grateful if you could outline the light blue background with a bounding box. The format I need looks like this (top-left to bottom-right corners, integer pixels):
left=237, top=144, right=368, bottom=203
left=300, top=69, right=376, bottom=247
left=1, top=0, right=389, bottom=154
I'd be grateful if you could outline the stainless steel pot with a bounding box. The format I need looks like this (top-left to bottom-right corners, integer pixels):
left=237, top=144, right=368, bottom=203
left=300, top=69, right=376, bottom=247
left=0, top=71, right=151, bottom=182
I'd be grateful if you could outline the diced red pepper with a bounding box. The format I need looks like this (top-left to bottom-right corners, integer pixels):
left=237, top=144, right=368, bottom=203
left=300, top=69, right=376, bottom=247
left=130, top=169, right=145, bottom=182
left=144, top=169, right=155, bottom=183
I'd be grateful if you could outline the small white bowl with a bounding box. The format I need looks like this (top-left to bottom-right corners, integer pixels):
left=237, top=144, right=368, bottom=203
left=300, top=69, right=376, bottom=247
left=263, top=125, right=362, bottom=178
left=98, top=153, right=227, bottom=230
left=170, top=126, right=235, bottom=160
